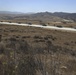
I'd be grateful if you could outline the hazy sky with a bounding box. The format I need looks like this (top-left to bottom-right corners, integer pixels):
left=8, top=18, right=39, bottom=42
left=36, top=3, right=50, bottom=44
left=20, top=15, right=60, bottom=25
left=0, top=0, right=76, bottom=13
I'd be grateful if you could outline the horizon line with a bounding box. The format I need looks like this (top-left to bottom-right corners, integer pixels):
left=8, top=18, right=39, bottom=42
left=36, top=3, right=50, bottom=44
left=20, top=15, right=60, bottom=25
left=0, top=10, right=76, bottom=14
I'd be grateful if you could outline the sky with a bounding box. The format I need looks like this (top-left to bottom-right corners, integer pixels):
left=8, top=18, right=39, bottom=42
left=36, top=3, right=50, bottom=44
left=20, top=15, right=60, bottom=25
left=0, top=0, right=76, bottom=13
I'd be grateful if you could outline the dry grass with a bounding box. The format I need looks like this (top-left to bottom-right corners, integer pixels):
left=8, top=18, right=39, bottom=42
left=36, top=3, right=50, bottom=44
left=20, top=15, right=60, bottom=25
left=0, top=24, right=76, bottom=75
left=1, top=19, right=76, bottom=28
left=1, top=24, right=76, bottom=49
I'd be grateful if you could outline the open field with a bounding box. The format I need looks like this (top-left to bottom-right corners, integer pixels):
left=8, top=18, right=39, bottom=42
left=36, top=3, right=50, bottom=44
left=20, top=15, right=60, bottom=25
left=0, top=24, right=76, bottom=75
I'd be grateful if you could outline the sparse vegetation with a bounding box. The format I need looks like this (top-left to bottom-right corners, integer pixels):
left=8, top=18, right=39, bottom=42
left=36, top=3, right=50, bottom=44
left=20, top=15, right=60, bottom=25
left=1, top=12, right=76, bottom=28
left=0, top=24, right=76, bottom=75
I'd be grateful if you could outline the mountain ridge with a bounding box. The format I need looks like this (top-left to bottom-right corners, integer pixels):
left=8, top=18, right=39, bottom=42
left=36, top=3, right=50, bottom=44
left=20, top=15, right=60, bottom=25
left=0, top=11, right=76, bottom=22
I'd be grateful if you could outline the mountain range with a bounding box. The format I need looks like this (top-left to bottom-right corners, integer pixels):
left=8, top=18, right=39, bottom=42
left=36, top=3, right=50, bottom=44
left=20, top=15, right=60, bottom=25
left=0, top=11, right=76, bottom=22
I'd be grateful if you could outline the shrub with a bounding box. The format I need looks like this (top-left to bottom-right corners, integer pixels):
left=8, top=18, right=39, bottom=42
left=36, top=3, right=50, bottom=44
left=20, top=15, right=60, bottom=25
left=0, top=42, right=5, bottom=54
left=18, top=56, right=36, bottom=75
left=0, top=35, right=2, bottom=42
left=33, top=35, right=43, bottom=39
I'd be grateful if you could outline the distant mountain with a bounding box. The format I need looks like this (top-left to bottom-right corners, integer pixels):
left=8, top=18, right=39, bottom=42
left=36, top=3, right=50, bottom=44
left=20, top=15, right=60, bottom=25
left=0, top=11, right=24, bottom=14
left=33, top=12, right=76, bottom=21
left=53, top=12, right=76, bottom=21
left=0, top=11, right=76, bottom=22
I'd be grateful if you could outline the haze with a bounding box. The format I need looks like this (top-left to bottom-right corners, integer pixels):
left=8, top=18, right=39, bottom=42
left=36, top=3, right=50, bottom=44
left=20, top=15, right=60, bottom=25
left=0, top=0, right=76, bottom=13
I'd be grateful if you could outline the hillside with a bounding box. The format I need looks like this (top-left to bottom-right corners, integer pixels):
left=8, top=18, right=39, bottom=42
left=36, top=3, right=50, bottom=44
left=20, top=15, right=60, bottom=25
left=0, top=11, right=76, bottom=22
left=53, top=12, right=76, bottom=21
left=0, top=24, right=76, bottom=75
